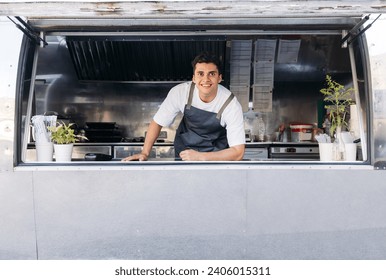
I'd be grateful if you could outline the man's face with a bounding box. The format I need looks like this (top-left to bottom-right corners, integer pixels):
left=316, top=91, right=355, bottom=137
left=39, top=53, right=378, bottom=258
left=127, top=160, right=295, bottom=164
left=192, top=62, right=222, bottom=102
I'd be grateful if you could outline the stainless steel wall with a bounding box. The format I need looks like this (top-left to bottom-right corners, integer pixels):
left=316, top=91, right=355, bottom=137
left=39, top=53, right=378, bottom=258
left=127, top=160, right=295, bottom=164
left=33, top=34, right=353, bottom=142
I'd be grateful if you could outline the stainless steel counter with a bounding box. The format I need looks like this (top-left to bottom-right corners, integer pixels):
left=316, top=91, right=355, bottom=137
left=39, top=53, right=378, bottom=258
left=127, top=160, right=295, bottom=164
left=26, top=141, right=320, bottom=162
left=27, top=141, right=320, bottom=162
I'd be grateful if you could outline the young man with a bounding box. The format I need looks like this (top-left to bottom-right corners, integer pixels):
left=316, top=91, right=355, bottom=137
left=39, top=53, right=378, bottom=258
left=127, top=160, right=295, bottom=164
left=122, top=52, right=245, bottom=161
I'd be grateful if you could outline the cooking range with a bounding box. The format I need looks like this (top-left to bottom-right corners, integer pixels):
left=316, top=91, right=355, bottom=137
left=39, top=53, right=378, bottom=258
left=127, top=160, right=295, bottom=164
left=80, top=122, right=319, bottom=160
left=269, top=143, right=319, bottom=160
left=83, top=122, right=171, bottom=144
left=83, top=122, right=123, bottom=143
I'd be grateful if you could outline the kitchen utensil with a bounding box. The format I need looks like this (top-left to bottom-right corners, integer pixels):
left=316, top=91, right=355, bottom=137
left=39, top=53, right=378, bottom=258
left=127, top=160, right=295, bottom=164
left=84, top=153, right=113, bottom=161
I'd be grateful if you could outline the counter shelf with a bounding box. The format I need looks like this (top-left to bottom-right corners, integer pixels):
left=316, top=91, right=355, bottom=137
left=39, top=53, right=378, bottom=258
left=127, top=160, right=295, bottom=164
left=26, top=141, right=325, bottom=162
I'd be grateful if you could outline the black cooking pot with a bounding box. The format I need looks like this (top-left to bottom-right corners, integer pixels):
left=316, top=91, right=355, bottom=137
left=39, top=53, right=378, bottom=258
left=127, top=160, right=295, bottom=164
left=84, top=153, right=113, bottom=161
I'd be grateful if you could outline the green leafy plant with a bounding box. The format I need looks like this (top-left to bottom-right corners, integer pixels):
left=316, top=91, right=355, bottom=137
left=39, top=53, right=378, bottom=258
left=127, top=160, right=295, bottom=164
left=320, top=75, right=354, bottom=137
left=49, top=122, right=87, bottom=144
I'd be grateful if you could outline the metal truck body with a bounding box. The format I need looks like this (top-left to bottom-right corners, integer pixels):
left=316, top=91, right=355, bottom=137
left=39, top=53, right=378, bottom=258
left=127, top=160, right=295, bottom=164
left=1, top=1, right=386, bottom=259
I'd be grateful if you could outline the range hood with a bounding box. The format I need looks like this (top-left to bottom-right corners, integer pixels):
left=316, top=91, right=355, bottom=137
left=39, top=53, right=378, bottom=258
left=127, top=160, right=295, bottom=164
left=66, top=38, right=226, bottom=82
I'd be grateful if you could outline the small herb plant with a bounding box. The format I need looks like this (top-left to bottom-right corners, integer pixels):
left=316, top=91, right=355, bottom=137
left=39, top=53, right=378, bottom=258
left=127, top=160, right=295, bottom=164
left=320, top=75, right=354, bottom=137
left=49, top=122, right=87, bottom=144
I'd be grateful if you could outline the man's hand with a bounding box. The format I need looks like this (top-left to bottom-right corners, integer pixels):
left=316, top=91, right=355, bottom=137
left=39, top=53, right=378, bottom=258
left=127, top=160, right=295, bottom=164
left=121, top=121, right=162, bottom=162
left=179, top=149, right=202, bottom=161
left=121, top=153, right=148, bottom=161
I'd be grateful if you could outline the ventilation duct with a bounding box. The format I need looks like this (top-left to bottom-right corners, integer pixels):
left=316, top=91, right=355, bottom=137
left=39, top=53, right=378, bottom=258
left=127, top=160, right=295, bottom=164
left=66, top=38, right=226, bottom=82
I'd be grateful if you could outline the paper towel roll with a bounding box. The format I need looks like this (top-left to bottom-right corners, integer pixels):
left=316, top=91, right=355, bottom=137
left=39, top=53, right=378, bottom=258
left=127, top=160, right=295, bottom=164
left=350, top=104, right=358, bottom=120
left=349, top=104, right=360, bottom=139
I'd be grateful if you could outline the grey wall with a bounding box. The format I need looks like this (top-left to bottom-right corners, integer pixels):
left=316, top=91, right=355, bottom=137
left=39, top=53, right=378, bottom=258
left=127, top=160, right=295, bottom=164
left=0, top=172, right=36, bottom=260
left=1, top=167, right=386, bottom=260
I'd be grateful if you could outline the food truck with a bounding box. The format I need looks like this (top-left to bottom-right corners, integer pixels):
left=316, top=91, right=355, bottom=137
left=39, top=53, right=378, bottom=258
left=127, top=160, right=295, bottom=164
left=1, top=1, right=386, bottom=259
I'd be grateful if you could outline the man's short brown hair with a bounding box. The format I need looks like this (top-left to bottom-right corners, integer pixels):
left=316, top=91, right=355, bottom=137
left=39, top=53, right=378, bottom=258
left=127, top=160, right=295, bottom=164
left=191, top=51, right=223, bottom=75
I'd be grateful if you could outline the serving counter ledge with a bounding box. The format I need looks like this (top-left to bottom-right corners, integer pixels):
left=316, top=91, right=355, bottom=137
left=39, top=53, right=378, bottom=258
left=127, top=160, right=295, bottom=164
left=25, top=141, right=364, bottom=165
left=15, top=158, right=369, bottom=172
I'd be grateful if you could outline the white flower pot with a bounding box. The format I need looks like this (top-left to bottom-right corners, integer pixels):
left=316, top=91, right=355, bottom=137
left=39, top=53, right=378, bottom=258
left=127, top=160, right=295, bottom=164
left=54, top=143, right=73, bottom=162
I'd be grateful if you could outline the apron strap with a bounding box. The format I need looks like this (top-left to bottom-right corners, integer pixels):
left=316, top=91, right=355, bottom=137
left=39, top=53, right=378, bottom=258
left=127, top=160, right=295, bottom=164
left=186, top=82, right=195, bottom=109
left=216, top=93, right=235, bottom=120
left=187, top=82, right=234, bottom=120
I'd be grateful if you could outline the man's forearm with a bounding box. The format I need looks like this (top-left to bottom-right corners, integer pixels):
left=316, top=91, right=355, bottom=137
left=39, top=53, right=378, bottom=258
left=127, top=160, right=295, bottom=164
left=142, top=120, right=162, bottom=156
left=179, top=144, right=245, bottom=161
left=203, top=144, right=245, bottom=161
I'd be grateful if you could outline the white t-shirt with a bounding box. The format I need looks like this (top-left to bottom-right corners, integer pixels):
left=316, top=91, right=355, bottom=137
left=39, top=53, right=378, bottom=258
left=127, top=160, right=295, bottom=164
left=154, top=82, right=246, bottom=147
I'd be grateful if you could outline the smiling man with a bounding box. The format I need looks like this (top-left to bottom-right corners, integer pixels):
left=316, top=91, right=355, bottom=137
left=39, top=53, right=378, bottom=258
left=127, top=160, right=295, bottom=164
left=122, top=51, right=245, bottom=161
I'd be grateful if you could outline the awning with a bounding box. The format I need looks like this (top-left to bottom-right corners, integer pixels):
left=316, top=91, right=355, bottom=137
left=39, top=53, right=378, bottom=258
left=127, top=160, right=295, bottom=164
left=1, top=1, right=385, bottom=18
left=0, top=1, right=385, bottom=32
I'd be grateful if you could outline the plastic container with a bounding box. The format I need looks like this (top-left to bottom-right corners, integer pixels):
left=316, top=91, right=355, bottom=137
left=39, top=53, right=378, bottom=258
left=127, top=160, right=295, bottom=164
left=344, top=143, right=357, bottom=161
left=319, top=143, right=335, bottom=161
left=36, top=142, right=53, bottom=162
left=290, top=123, right=313, bottom=142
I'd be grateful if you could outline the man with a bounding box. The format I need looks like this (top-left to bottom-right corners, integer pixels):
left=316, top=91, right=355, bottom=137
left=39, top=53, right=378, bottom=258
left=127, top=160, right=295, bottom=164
left=122, top=52, right=245, bottom=161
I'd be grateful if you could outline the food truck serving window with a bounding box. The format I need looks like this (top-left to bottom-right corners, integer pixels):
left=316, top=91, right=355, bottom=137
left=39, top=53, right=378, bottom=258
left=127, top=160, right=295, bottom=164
left=8, top=15, right=383, bottom=168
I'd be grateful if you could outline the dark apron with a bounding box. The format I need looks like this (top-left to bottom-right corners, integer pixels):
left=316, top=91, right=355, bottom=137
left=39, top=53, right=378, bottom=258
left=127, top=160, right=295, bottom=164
left=174, top=83, right=235, bottom=158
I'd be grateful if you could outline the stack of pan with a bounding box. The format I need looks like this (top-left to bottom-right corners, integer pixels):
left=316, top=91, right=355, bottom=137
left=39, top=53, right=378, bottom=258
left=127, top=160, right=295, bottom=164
left=84, top=122, right=123, bottom=143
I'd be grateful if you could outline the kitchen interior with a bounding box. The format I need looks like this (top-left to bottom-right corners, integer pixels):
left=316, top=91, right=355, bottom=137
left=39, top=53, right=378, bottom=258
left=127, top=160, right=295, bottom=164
left=25, top=29, right=366, bottom=162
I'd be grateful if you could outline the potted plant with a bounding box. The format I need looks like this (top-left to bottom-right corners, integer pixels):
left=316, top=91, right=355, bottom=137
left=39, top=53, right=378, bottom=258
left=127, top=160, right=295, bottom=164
left=320, top=74, right=355, bottom=160
left=49, top=121, right=86, bottom=162
left=320, top=74, right=354, bottom=137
